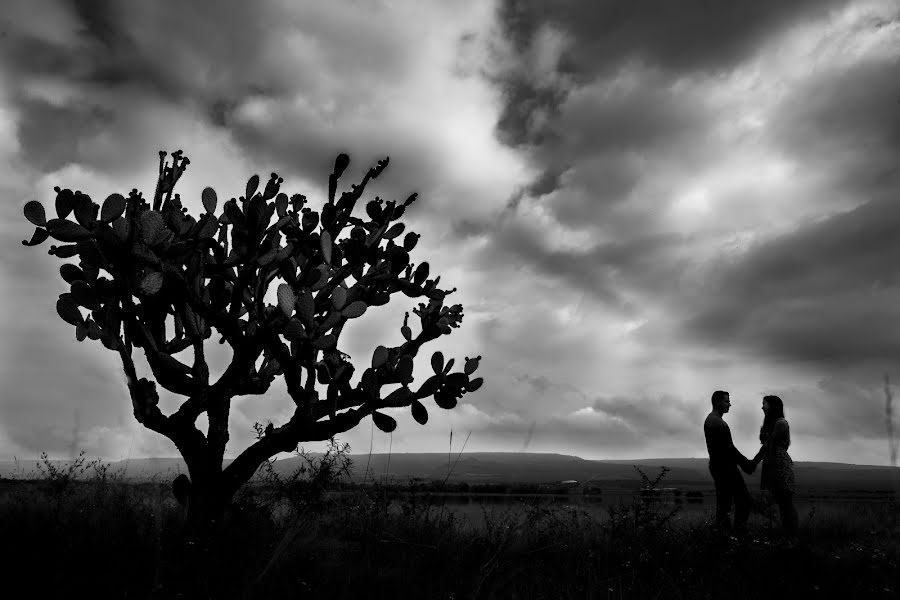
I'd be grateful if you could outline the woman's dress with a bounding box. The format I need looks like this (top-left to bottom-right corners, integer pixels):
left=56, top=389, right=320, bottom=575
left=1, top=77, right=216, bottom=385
left=758, top=417, right=795, bottom=494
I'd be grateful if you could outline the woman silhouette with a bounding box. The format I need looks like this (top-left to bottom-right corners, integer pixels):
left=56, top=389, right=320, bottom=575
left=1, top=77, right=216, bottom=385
left=751, top=395, right=798, bottom=538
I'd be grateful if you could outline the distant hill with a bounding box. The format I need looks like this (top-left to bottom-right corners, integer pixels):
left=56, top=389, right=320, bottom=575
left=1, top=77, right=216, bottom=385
left=2, top=453, right=897, bottom=492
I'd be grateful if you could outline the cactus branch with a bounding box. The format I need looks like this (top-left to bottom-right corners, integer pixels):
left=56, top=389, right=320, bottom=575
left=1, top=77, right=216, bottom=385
left=23, top=149, right=483, bottom=521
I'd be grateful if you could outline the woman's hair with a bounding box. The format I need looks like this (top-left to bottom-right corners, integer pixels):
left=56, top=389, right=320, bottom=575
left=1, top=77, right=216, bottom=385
left=759, top=395, right=785, bottom=443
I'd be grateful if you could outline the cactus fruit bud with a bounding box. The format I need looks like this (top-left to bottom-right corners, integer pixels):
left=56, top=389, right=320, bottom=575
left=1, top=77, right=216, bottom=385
left=370, top=157, right=389, bottom=178
left=401, top=325, right=412, bottom=341
left=49, top=244, right=79, bottom=257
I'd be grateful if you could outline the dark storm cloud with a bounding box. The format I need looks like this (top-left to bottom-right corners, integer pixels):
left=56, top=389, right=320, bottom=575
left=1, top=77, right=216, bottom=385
left=1, top=0, right=281, bottom=172
left=15, top=98, right=116, bottom=173
left=497, top=0, right=853, bottom=76
left=767, top=54, right=900, bottom=201
left=479, top=0, right=900, bottom=379
left=474, top=0, right=865, bottom=300
left=494, top=78, right=569, bottom=148
left=552, top=73, right=712, bottom=158
left=515, top=373, right=586, bottom=402
left=492, top=0, right=853, bottom=148
left=519, top=70, right=716, bottom=226
left=468, top=218, right=631, bottom=312
left=467, top=208, right=696, bottom=315
left=674, top=196, right=900, bottom=368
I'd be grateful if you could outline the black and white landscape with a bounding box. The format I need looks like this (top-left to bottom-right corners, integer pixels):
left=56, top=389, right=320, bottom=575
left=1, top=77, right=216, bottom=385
left=1, top=1, right=898, bottom=598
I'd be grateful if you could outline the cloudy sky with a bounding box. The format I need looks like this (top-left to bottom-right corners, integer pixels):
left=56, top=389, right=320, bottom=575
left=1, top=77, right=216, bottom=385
left=1, top=0, right=899, bottom=466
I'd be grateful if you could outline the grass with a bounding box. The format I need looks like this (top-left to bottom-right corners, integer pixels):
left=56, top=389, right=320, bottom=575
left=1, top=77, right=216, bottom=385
left=1, top=455, right=897, bottom=599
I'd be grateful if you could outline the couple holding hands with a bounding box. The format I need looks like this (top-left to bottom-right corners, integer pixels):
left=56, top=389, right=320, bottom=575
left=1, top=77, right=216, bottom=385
left=704, top=390, right=798, bottom=539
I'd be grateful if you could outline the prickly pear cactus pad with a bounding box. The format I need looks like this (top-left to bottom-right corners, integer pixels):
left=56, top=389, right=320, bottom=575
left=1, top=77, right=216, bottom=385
left=22, top=149, right=484, bottom=501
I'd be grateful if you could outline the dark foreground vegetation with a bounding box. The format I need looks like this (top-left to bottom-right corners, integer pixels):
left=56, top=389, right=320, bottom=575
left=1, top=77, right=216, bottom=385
left=1, top=454, right=897, bottom=599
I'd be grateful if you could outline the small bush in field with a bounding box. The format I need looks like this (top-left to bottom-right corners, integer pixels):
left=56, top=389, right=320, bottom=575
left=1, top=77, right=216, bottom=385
left=249, top=435, right=353, bottom=514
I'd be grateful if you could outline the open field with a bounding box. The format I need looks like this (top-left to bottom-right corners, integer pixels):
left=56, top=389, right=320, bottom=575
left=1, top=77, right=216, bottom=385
left=2, top=466, right=897, bottom=599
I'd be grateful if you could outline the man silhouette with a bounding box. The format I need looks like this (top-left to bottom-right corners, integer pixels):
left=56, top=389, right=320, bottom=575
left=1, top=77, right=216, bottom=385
left=704, top=390, right=754, bottom=536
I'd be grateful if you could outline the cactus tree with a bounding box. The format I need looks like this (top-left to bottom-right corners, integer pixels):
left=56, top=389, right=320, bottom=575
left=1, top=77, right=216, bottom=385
left=22, top=150, right=483, bottom=524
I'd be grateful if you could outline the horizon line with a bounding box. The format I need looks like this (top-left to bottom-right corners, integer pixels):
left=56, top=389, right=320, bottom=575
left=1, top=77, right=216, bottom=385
left=3, top=451, right=898, bottom=469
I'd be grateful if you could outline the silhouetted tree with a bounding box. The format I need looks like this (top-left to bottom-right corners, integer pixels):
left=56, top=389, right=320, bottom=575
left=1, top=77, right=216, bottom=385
left=22, top=150, right=483, bottom=529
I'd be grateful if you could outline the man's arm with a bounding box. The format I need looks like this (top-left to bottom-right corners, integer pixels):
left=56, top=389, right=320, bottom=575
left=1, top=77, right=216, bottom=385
left=750, top=444, right=764, bottom=466
left=731, top=432, right=755, bottom=474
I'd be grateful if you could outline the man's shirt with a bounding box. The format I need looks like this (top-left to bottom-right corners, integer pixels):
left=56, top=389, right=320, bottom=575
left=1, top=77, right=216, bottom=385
left=704, top=411, right=749, bottom=470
